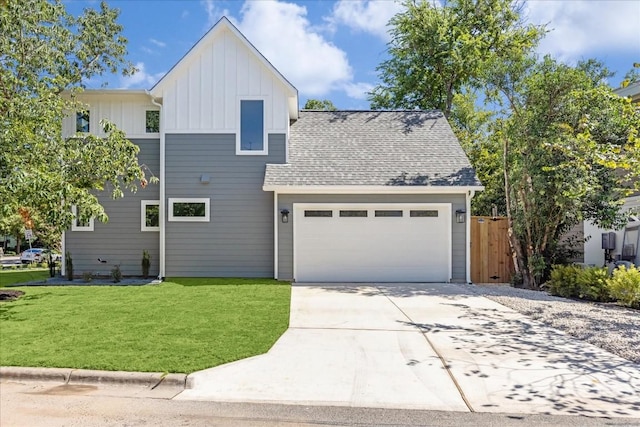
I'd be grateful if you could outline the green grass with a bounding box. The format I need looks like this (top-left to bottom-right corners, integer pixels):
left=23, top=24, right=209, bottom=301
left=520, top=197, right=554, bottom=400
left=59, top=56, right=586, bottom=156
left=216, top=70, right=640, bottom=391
left=0, top=269, right=49, bottom=286
left=0, top=278, right=291, bottom=373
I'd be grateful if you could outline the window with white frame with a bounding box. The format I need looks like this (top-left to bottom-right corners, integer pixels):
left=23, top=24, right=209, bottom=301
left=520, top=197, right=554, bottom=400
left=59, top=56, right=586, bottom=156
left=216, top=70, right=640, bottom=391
left=237, top=99, right=266, bottom=155
left=71, top=206, right=94, bottom=231
left=141, top=200, right=160, bottom=231
left=168, top=198, right=210, bottom=222
left=76, top=111, right=90, bottom=133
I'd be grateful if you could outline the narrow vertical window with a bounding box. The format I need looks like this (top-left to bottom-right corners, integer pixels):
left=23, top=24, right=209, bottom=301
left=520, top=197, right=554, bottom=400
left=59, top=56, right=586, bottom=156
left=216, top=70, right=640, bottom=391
left=71, top=206, right=94, bottom=231
left=76, top=111, right=90, bottom=133
left=141, top=201, right=160, bottom=231
left=239, top=100, right=265, bottom=153
left=146, top=110, right=160, bottom=133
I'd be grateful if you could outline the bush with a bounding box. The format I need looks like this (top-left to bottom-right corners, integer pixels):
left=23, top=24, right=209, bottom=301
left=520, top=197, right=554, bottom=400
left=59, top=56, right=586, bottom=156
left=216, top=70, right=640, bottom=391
left=65, top=251, right=73, bottom=281
left=607, top=266, right=640, bottom=308
left=111, top=264, right=122, bottom=283
left=577, top=267, right=610, bottom=301
left=547, top=265, right=582, bottom=298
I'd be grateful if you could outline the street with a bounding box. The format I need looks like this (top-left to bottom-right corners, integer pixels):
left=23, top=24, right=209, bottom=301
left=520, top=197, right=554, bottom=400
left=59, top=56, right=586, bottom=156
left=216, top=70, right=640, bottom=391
left=2, top=379, right=639, bottom=427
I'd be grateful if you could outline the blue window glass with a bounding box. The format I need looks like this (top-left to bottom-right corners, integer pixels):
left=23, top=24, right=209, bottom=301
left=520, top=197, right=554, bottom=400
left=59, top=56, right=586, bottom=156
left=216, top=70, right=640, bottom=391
left=76, top=111, right=90, bottom=133
left=240, top=100, right=264, bottom=151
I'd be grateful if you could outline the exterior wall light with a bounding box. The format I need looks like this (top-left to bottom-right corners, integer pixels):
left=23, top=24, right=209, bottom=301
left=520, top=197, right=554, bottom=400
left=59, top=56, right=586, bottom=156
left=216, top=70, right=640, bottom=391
left=280, top=209, right=290, bottom=223
left=455, top=209, right=466, bottom=223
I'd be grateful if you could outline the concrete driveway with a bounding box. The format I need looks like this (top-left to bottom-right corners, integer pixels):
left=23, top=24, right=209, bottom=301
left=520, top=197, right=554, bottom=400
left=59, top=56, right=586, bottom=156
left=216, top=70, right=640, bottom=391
left=177, top=283, right=640, bottom=418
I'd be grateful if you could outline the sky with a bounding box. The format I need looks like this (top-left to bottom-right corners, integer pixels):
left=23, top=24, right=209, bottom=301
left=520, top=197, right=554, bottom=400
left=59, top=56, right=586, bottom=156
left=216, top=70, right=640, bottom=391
left=64, top=0, right=640, bottom=110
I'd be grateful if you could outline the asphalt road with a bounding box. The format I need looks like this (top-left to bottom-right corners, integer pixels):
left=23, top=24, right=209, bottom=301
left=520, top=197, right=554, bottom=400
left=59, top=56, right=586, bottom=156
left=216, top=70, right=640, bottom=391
left=2, top=380, right=639, bottom=427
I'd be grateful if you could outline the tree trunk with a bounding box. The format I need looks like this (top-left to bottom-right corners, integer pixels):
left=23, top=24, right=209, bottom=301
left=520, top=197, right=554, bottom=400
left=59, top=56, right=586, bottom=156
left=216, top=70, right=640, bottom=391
left=503, top=136, right=536, bottom=289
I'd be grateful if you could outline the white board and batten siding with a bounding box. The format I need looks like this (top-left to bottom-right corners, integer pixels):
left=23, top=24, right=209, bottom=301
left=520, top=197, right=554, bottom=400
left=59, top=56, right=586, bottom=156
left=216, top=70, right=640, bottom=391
left=61, top=92, right=159, bottom=140
left=159, top=28, right=292, bottom=134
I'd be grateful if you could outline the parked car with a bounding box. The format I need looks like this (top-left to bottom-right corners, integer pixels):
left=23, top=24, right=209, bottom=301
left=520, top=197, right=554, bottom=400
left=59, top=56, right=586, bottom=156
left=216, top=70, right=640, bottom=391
left=20, top=249, right=61, bottom=264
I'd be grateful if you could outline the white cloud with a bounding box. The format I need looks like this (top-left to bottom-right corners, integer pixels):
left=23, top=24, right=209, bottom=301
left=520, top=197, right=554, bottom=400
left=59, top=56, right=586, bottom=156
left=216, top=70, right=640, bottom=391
left=119, top=62, right=164, bottom=89
left=201, top=0, right=229, bottom=29
left=526, top=0, right=640, bottom=61
left=329, top=0, right=404, bottom=41
left=343, top=82, right=374, bottom=100
left=236, top=1, right=353, bottom=96
left=149, top=38, right=166, bottom=48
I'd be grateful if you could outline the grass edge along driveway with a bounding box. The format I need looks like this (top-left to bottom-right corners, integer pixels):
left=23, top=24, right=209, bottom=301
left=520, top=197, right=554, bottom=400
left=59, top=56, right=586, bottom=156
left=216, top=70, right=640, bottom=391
left=0, top=277, right=290, bottom=374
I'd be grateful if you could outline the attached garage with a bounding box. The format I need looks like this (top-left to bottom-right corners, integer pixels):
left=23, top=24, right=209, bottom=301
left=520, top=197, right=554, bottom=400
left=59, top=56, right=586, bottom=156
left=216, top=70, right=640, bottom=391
left=293, top=203, right=451, bottom=282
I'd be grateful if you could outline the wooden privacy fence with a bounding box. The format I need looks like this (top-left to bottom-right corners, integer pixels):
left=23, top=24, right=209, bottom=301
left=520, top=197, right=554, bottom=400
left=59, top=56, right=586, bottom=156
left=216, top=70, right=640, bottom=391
left=471, top=216, right=515, bottom=283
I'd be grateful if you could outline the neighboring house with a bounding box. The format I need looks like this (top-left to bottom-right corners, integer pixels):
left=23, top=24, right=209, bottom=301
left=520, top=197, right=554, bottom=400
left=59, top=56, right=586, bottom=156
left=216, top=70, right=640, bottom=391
left=583, top=81, right=640, bottom=267
left=62, top=17, right=483, bottom=283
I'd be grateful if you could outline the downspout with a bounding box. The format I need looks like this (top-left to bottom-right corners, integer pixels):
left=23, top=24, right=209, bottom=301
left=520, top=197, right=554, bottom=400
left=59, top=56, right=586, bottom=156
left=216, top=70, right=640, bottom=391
left=147, top=91, right=164, bottom=280
left=466, top=190, right=475, bottom=284
left=274, top=191, right=278, bottom=279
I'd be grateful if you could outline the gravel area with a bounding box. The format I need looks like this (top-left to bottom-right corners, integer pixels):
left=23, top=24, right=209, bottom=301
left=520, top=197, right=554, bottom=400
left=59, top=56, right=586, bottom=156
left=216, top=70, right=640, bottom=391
left=470, top=284, right=640, bottom=364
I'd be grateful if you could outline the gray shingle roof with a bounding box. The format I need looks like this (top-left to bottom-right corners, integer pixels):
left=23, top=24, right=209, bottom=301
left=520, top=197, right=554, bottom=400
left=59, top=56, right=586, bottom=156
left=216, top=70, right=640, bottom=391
left=264, top=110, right=482, bottom=187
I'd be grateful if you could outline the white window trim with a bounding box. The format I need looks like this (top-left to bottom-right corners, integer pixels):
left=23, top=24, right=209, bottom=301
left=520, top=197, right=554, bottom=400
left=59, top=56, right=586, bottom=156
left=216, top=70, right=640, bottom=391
left=236, top=97, right=268, bottom=156
left=71, top=206, right=94, bottom=231
left=141, top=200, right=160, bottom=231
left=168, top=198, right=210, bottom=222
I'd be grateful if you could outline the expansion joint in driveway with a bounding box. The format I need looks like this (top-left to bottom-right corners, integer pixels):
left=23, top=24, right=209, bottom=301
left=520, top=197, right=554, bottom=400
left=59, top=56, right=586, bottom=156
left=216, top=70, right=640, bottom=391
left=376, top=286, right=475, bottom=413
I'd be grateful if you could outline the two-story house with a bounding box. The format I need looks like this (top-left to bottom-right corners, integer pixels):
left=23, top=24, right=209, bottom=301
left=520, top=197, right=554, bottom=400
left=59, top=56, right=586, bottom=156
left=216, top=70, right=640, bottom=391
left=62, top=17, right=483, bottom=283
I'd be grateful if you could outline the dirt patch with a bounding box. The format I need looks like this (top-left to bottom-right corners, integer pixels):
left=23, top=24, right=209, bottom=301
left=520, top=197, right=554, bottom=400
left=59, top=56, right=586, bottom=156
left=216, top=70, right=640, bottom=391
left=0, top=289, right=25, bottom=301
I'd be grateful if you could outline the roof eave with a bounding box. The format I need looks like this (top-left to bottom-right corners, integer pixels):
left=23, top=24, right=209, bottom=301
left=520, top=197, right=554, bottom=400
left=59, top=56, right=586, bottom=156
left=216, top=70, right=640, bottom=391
left=262, top=184, right=485, bottom=194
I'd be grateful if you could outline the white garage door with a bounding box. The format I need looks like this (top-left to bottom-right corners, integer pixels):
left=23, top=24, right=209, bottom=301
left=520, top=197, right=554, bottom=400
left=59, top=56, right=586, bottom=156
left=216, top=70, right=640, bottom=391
left=294, top=203, right=451, bottom=282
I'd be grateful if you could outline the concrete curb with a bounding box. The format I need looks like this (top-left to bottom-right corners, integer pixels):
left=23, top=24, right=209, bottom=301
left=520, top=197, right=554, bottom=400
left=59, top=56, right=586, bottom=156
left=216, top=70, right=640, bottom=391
left=0, top=366, right=188, bottom=389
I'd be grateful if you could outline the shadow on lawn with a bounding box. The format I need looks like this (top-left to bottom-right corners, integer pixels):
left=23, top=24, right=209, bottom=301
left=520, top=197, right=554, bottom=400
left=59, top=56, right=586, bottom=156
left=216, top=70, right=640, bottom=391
left=0, top=292, right=51, bottom=321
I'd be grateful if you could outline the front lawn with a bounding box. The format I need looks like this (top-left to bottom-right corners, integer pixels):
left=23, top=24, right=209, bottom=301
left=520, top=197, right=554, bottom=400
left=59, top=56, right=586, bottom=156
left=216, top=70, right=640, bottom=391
left=0, top=269, right=49, bottom=286
left=0, top=278, right=290, bottom=373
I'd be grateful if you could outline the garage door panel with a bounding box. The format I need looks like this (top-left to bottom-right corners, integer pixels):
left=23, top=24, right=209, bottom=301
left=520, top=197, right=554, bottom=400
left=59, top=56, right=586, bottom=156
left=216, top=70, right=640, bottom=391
left=294, top=204, right=451, bottom=282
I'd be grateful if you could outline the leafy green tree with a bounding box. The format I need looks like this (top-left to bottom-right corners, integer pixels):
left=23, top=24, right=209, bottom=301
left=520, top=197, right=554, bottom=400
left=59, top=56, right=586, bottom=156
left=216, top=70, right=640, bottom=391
left=369, top=0, right=544, bottom=117
left=304, top=99, right=337, bottom=111
left=489, top=57, right=640, bottom=288
left=0, top=0, right=152, bottom=240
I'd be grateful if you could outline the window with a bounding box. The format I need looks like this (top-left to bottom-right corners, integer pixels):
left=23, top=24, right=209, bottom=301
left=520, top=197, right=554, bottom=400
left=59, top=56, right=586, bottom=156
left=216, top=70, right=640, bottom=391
left=76, top=111, right=90, bottom=133
left=375, top=210, right=403, bottom=217
left=410, top=210, right=439, bottom=217
left=340, top=210, right=367, bottom=217
left=141, top=200, right=160, bottom=231
left=238, top=99, right=266, bottom=154
left=146, top=110, right=160, bottom=133
left=168, top=198, right=210, bottom=222
left=71, top=206, right=94, bottom=231
left=304, top=210, right=333, bottom=217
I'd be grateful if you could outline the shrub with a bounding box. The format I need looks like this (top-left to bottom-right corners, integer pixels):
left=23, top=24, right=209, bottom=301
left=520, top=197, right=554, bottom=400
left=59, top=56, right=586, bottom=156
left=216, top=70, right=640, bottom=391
left=141, top=250, right=151, bottom=278
left=547, top=264, right=582, bottom=298
left=576, top=267, right=610, bottom=302
left=607, top=266, right=640, bottom=308
left=111, top=264, right=122, bottom=283
left=82, top=271, right=93, bottom=283
left=65, top=251, right=73, bottom=281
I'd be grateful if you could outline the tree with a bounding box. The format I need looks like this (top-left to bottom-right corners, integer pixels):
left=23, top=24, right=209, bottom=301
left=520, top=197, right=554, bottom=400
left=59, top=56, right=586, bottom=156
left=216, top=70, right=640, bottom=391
left=304, top=99, right=337, bottom=111
left=369, top=0, right=544, bottom=117
left=489, top=57, right=640, bottom=288
left=0, top=0, right=152, bottom=242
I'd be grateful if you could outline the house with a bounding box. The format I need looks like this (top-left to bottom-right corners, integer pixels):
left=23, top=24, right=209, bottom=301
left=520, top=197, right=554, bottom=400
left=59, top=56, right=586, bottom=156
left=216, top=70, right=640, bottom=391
left=583, top=81, right=640, bottom=267
left=62, top=17, right=483, bottom=283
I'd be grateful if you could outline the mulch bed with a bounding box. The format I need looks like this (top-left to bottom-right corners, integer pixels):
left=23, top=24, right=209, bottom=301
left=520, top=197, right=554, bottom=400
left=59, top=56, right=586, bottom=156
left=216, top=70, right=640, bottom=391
left=0, top=289, right=25, bottom=301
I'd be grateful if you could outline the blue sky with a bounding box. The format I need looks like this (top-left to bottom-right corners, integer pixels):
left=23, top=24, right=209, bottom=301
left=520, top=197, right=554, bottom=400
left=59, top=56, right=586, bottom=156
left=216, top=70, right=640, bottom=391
left=65, top=0, right=640, bottom=109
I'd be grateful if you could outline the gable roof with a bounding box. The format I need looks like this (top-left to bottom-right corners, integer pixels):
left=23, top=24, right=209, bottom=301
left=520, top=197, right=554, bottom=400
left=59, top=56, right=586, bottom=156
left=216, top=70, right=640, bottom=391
left=150, top=16, right=298, bottom=119
left=264, top=110, right=483, bottom=189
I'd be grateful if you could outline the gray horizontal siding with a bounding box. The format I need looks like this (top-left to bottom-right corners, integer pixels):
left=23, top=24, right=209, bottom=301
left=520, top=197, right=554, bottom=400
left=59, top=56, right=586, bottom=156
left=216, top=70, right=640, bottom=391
left=65, top=139, right=160, bottom=278
left=164, top=133, right=285, bottom=277
left=277, top=193, right=467, bottom=282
